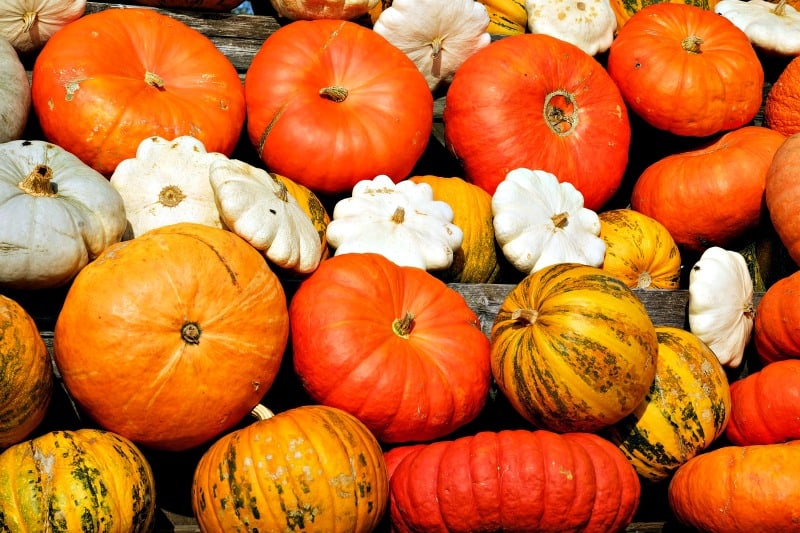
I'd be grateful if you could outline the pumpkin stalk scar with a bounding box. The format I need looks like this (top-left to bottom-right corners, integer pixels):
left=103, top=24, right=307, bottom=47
left=144, top=71, right=166, bottom=90
left=18, top=164, right=56, bottom=196
left=181, top=322, right=202, bottom=345
left=22, top=10, right=37, bottom=32
left=511, top=308, right=539, bottom=325
left=431, top=37, right=443, bottom=79
left=158, top=185, right=186, bottom=207
left=390, top=206, right=405, bottom=224
left=681, top=35, right=704, bottom=54
left=392, top=311, right=415, bottom=337
left=319, top=85, right=348, bottom=102
left=544, top=89, right=579, bottom=136
left=551, top=212, right=569, bottom=229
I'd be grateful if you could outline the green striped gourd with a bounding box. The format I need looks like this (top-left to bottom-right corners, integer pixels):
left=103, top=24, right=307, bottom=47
left=477, top=0, right=527, bottom=35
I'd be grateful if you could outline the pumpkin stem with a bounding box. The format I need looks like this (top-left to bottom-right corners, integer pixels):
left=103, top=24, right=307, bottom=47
left=391, top=206, right=406, bottom=224
left=744, top=300, right=755, bottom=319
left=431, top=37, right=443, bottom=79
left=319, top=85, right=348, bottom=102
left=145, top=71, right=166, bottom=90
left=511, top=308, right=539, bottom=325
left=681, top=36, right=704, bottom=54
left=21, top=10, right=37, bottom=33
left=544, top=90, right=579, bottom=137
left=392, top=311, right=415, bottom=337
left=158, top=185, right=186, bottom=207
left=637, top=271, right=653, bottom=289
left=18, top=165, right=56, bottom=197
left=551, top=212, right=569, bottom=229
left=250, top=404, right=275, bottom=421
left=773, top=0, right=787, bottom=15
left=181, top=322, right=202, bottom=345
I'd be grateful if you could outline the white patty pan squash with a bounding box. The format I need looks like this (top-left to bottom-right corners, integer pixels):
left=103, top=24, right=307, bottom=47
left=492, top=167, right=606, bottom=274
left=688, top=246, right=755, bottom=369
left=326, top=174, right=464, bottom=270
left=209, top=158, right=323, bottom=274
left=0, top=0, right=86, bottom=54
left=0, top=139, right=127, bottom=289
left=715, top=0, right=800, bottom=56
left=110, top=135, right=229, bottom=238
left=526, top=0, right=616, bottom=56
left=0, top=36, right=30, bottom=143
left=372, top=0, right=491, bottom=91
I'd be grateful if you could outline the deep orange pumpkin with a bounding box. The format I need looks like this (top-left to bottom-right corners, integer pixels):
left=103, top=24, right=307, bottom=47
left=766, top=133, right=800, bottom=267
left=765, top=54, right=800, bottom=137
left=631, top=126, right=786, bottom=252
left=754, top=270, right=800, bottom=364
left=289, top=253, right=491, bottom=443
left=607, top=3, right=764, bottom=137
left=245, top=19, right=433, bottom=197
left=443, top=33, right=631, bottom=211
left=31, top=8, right=245, bottom=176
left=53, top=222, right=289, bottom=451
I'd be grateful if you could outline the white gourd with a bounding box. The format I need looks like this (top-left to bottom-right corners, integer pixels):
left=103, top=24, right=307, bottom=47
left=0, top=0, right=86, bottom=54
left=0, top=37, right=30, bottom=143
left=715, top=0, right=800, bottom=56
left=525, top=0, right=617, bottom=56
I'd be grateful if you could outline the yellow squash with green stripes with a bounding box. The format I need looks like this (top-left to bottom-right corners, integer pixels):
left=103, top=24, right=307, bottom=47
left=478, top=0, right=527, bottom=35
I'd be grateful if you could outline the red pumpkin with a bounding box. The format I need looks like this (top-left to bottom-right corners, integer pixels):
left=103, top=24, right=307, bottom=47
left=443, top=33, right=631, bottom=211
left=31, top=8, right=245, bottom=176
left=631, top=126, right=786, bottom=252
left=754, top=270, right=800, bottom=364
left=289, top=253, right=491, bottom=443
left=245, top=19, right=433, bottom=196
left=387, top=430, right=640, bottom=533
left=607, top=3, right=764, bottom=137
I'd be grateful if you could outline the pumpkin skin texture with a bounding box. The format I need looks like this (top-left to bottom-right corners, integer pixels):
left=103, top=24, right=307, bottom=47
left=31, top=8, right=245, bottom=176
left=668, top=440, right=800, bottom=533
left=0, top=295, right=52, bottom=449
left=598, top=208, right=682, bottom=289
left=631, top=126, right=786, bottom=252
left=766, top=133, right=800, bottom=267
left=0, top=429, right=156, bottom=532
left=289, top=252, right=491, bottom=443
left=387, top=429, right=641, bottom=533
left=605, top=327, right=731, bottom=482
left=53, top=222, right=289, bottom=451
left=725, top=359, right=800, bottom=445
left=443, top=33, right=631, bottom=211
left=607, top=3, right=764, bottom=137
left=245, top=19, right=433, bottom=197
left=754, top=270, right=800, bottom=364
left=192, top=405, right=388, bottom=533
left=409, top=175, right=500, bottom=283
left=765, top=54, right=800, bottom=137
left=490, top=262, right=658, bottom=433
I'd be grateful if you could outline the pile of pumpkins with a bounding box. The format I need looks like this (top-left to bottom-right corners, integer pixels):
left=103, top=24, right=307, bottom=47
left=1, top=0, right=800, bottom=531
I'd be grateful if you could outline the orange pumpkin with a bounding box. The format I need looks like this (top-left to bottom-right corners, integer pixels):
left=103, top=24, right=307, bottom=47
left=766, top=133, right=800, bottom=266
left=53, top=222, right=289, bottom=451
left=754, top=269, right=800, bottom=364
left=765, top=54, right=800, bottom=137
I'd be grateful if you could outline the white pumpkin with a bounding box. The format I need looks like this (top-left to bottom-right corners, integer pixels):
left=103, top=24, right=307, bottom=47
left=209, top=158, right=323, bottom=274
left=492, top=167, right=606, bottom=274
left=110, top=135, right=229, bottom=238
left=0, top=0, right=86, bottom=54
left=525, top=0, right=616, bottom=56
left=326, top=174, right=463, bottom=270
left=688, top=246, right=755, bottom=368
left=268, top=0, right=379, bottom=20
left=0, top=139, right=127, bottom=289
left=715, top=0, right=800, bottom=56
left=372, top=0, right=491, bottom=91
left=0, top=36, right=30, bottom=143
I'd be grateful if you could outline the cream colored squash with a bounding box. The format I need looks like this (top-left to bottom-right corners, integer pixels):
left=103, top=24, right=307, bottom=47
left=0, top=139, right=127, bottom=289
left=269, top=0, right=379, bottom=20
left=326, top=174, right=463, bottom=270
left=492, top=167, right=606, bottom=274
left=372, top=0, right=491, bottom=91
left=715, top=0, right=800, bottom=56
left=209, top=158, right=323, bottom=274
left=526, top=0, right=617, bottom=55
left=688, top=246, right=755, bottom=368
left=0, top=37, right=30, bottom=143
left=0, top=0, right=86, bottom=54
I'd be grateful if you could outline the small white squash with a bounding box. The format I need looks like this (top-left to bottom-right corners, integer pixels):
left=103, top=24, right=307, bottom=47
left=110, top=135, right=229, bottom=238
left=0, top=36, right=30, bottom=143
left=209, top=158, right=323, bottom=274
left=0, top=139, right=127, bottom=289
left=525, top=0, right=616, bottom=56
left=0, top=0, right=86, bottom=54
left=492, top=167, right=606, bottom=274
left=688, top=246, right=755, bottom=368
left=715, top=0, right=800, bottom=56
left=326, top=174, right=463, bottom=270
left=268, top=0, right=379, bottom=20
left=372, top=0, right=491, bottom=91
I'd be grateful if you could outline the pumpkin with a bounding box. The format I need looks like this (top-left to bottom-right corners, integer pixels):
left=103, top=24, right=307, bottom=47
left=0, top=295, right=52, bottom=449
left=443, top=33, right=631, bottom=211
left=31, top=7, right=246, bottom=176
left=130, top=0, right=244, bottom=11
left=244, top=19, right=433, bottom=197
left=0, top=36, right=30, bottom=143
left=765, top=133, right=800, bottom=266
left=668, top=440, right=800, bottom=532
left=725, top=359, right=800, bottom=445
left=606, top=3, right=764, bottom=137
left=490, top=262, right=659, bottom=433
left=192, top=404, right=388, bottom=533
left=272, top=172, right=332, bottom=261
left=526, top=0, right=618, bottom=56
left=268, top=0, right=379, bottom=19
left=0, top=139, right=127, bottom=290
left=598, top=208, right=682, bottom=290
left=388, top=429, right=641, bottom=533
left=754, top=269, right=800, bottom=364
left=0, top=428, right=156, bottom=532
left=0, top=0, right=86, bottom=54
left=289, top=253, right=491, bottom=443
left=765, top=54, right=800, bottom=137
left=715, top=0, right=800, bottom=56
left=605, top=327, right=731, bottom=482
left=609, top=0, right=719, bottom=31
left=53, top=222, right=290, bottom=451
left=630, top=126, right=787, bottom=252
left=477, top=0, right=527, bottom=35
left=409, top=175, right=500, bottom=283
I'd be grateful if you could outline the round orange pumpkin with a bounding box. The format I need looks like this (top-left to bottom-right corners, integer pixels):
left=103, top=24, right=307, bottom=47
left=754, top=269, right=800, bottom=364
left=53, top=222, right=290, bottom=451
left=766, top=133, right=800, bottom=267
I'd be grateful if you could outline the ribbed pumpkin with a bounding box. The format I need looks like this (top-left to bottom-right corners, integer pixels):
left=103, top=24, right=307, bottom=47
left=477, top=0, right=528, bottom=35
left=409, top=175, right=500, bottom=283
left=598, top=208, right=682, bottom=290
left=754, top=270, right=800, bottom=364
left=53, top=222, right=290, bottom=451
left=387, top=429, right=641, bottom=533
left=610, top=0, right=719, bottom=31
left=766, top=133, right=800, bottom=267
left=605, top=327, right=731, bottom=482
left=765, top=53, right=800, bottom=137
left=0, top=429, right=156, bottom=532
left=273, top=172, right=332, bottom=261
left=0, top=294, right=52, bottom=449
left=192, top=404, right=388, bottom=533
left=490, top=262, right=659, bottom=433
